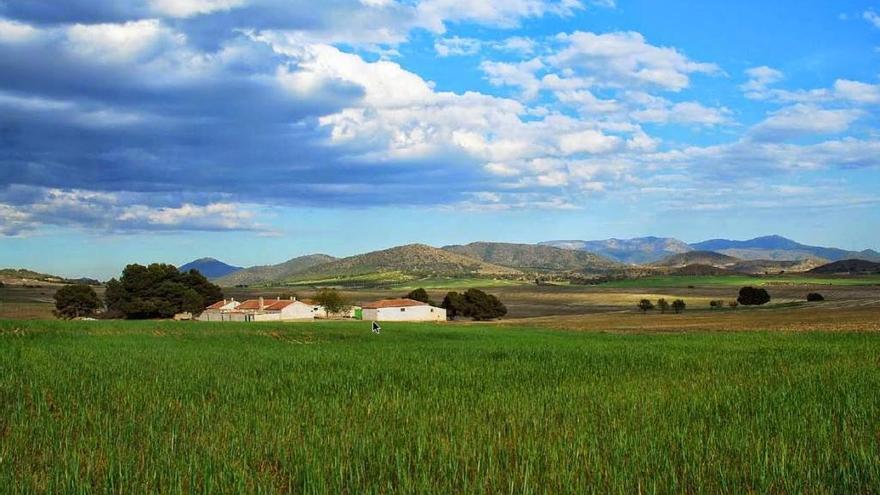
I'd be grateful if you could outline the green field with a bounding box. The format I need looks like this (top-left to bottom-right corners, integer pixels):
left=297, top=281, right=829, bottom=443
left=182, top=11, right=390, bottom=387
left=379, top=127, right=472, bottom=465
left=599, top=274, right=880, bottom=288
left=2, top=320, right=878, bottom=493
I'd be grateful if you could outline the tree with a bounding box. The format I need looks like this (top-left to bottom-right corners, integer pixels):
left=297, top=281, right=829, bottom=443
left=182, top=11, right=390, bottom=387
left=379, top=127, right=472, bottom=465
left=54, top=284, right=101, bottom=319
left=672, top=299, right=686, bottom=314
left=637, top=299, right=654, bottom=313
left=657, top=298, right=670, bottom=314
left=441, top=291, right=467, bottom=319
left=806, top=292, right=825, bottom=302
left=405, top=288, right=432, bottom=305
left=105, top=264, right=224, bottom=319
left=737, top=286, right=770, bottom=306
left=314, top=288, right=350, bottom=316
left=728, top=300, right=739, bottom=309
left=441, top=289, right=507, bottom=321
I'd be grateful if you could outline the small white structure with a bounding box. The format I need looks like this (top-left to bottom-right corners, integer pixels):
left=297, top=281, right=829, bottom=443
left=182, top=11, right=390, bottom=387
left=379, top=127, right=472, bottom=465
left=361, top=298, right=446, bottom=322
left=198, top=298, right=241, bottom=321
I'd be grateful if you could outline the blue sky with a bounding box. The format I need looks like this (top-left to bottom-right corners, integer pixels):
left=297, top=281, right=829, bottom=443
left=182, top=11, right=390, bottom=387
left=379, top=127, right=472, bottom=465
left=1, top=0, right=879, bottom=279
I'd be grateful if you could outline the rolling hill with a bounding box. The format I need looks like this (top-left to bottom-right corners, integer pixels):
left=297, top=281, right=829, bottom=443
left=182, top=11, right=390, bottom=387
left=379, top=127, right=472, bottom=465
left=651, top=250, right=740, bottom=268
left=215, top=254, right=338, bottom=286
left=540, top=237, right=693, bottom=264
left=179, top=258, right=243, bottom=278
left=691, top=235, right=880, bottom=262
left=442, top=242, right=623, bottom=273
left=809, top=259, right=880, bottom=274
left=731, top=258, right=827, bottom=275
left=286, top=244, right=523, bottom=285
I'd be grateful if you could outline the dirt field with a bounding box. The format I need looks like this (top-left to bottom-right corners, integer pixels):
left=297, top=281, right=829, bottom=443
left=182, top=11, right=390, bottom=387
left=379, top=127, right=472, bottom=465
left=3, top=280, right=878, bottom=332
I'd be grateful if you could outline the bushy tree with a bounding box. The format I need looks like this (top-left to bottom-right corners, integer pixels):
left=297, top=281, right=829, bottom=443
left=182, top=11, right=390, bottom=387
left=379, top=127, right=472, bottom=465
left=672, top=299, right=686, bottom=314
left=737, top=286, right=770, bottom=306
left=105, top=264, right=223, bottom=319
left=709, top=300, right=725, bottom=309
left=54, top=284, right=101, bottom=319
left=405, top=288, right=432, bottom=305
left=657, top=298, right=670, bottom=314
left=441, top=289, right=507, bottom=321
left=314, top=288, right=350, bottom=315
left=637, top=299, right=654, bottom=313
left=806, top=292, right=825, bottom=302
left=728, top=300, right=739, bottom=309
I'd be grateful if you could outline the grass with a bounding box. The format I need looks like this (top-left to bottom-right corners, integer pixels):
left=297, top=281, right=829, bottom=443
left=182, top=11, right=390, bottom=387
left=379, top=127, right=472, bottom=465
left=389, top=277, right=526, bottom=290
left=1, top=319, right=879, bottom=493
left=599, top=274, right=880, bottom=288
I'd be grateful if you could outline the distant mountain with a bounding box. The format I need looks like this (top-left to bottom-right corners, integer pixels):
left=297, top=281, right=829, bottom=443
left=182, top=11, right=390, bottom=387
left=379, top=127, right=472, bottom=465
left=540, top=237, right=693, bottom=264
left=442, top=242, right=623, bottom=273
left=809, top=259, right=880, bottom=274
left=0, top=268, right=101, bottom=286
left=731, top=258, right=827, bottom=275
left=179, top=258, right=243, bottom=279
left=652, top=250, right=740, bottom=268
left=691, top=235, right=880, bottom=262
left=215, top=254, right=337, bottom=286
left=287, top=244, right=522, bottom=285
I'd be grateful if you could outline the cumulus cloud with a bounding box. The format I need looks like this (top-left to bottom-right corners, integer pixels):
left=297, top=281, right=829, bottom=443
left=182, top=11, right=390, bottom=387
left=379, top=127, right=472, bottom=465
left=548, top=31, right=720, bottom=91
left=750, top=104, right=863, bottom=141
left=434, top=36, right=481, bottom=56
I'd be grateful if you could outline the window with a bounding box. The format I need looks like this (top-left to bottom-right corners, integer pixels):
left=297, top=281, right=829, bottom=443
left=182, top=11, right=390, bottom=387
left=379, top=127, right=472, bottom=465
left=400, top=308, right=405, bottom=312
left=430, top=308, right=434, bottom=312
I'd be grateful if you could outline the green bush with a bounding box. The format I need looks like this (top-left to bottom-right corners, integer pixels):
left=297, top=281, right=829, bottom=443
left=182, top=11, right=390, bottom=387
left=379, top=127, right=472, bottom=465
left=53, top=284, right=101, bottom=319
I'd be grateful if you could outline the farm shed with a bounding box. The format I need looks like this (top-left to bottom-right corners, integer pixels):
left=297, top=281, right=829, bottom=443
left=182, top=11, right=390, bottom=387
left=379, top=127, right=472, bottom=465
left=361, top=298, right=446, bottom=322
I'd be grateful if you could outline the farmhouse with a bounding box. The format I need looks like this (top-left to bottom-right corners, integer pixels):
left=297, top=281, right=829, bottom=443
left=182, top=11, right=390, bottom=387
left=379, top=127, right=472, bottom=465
left=361, top=298, right=446, bottom=322
left=198, top=297, right=324, bottom=322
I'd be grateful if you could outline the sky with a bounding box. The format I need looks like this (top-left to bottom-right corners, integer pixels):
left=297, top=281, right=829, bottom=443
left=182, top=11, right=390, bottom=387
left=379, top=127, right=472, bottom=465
left=1, top=0, right=880, bottom=279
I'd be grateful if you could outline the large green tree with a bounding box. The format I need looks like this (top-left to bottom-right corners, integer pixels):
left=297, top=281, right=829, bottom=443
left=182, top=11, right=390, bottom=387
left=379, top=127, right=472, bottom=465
left=314, top=288, right=350, bottom=316
left=54, top=284, right=101, bottom=319
left=105, top=264, right=223, bottom=319
left=405, top=288, right=432, bottom=305
left=441, top=289, right=507, bottom=321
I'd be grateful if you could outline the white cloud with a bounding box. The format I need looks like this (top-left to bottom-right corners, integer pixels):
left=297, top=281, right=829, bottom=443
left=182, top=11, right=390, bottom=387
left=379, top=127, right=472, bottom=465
left=434, top=36, right=481, bottom=56
left=630, top=97, right=731, bottom=126
left=149, top=0, right=246, bottom=17
left=751, top=104, right=862, bottom=141
left=480, top=58, right=545, bottom=99
left=0, top=18, right=39, bottom=43
left=740, top=66, right=783, bottom=98
left=833, top=79, right=880, bottom=104
left=65, top=19, right=184, bottom=64
left=548, top=31, right=720, bottom=91
left=864, top=10, right=880, bottom=29
left=494, top=36, right=537, bottom=55
left=558, top=129, right=621, bottom=154
left=415, top=0, right=583, bottom=33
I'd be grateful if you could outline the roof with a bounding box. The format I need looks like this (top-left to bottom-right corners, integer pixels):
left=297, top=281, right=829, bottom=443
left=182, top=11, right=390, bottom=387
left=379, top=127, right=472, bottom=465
left=237, top=299, right=264, bottom=310
left=205, top=299, right=237, bottom=310
left=362, top=298, right=429, bottom=309
left=264, top=300, right=296, bottom=311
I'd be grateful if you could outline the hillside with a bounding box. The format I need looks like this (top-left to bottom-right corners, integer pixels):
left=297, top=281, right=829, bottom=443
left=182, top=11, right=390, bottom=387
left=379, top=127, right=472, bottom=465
left=0, top=268, right=100, bottom=286
left=215, top=254, right=338, bottom=286
left=287, top=244, right=523, bottom=285
left=442, top=242, right=623, bottom=273
left=691, top=235, right=880, bottom=262
left=809, top=259, right=880, bottom=274
left=652, top=250, right=740, bottom=268
left=179, top=258, right=242, bottom=278
left=731, top=258, right=827, bottom=275
left=540, top=237, right=692, bottom=264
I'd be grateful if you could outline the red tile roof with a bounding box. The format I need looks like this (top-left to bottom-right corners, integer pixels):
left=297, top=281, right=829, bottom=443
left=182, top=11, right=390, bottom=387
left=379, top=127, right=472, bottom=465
left=362, top=298, right=429, bottom=309
left=237, top=299, right=264, bottom=310
left=264, top=300, right=295, bottom=311
left=205, top=300, right=229, bottom=310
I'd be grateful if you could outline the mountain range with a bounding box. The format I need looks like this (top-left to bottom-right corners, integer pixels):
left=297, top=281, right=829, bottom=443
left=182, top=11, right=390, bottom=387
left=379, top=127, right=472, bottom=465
left=175, top=235, right=878, bottom=287
left=543, top=235, right=880, bottom=264
left=178, top=258, right=243, bottom=278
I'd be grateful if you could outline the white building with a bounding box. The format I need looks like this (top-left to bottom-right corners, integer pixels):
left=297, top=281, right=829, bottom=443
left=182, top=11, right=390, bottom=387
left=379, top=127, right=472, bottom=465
left=361, top=298, right=446, bottom=322
left=198, top=298, right=241, bottom=321
left=199, top=297, right=324, bottom=322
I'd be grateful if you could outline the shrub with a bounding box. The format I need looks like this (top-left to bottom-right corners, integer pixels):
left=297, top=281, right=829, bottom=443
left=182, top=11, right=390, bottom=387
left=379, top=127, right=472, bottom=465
left=709, top=300, right=724, bottom=309
left=672, top=299, right=686, bottom=314
left=314, top=288, right=350, bottom=315
left=728, top=300, right=739, bottom=309
left=657, top=298, right=670, bottom=314
left=441, top=289, right=507, bottom=321
left=737, top=287, right=771, bottom=306
left=54, top=284, right=101, bottom=319
left=637, top=299, right=654, bottom=313
left=806, top=293, right=825, bottom=302
left=405, top=288, right=432, bottom=305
